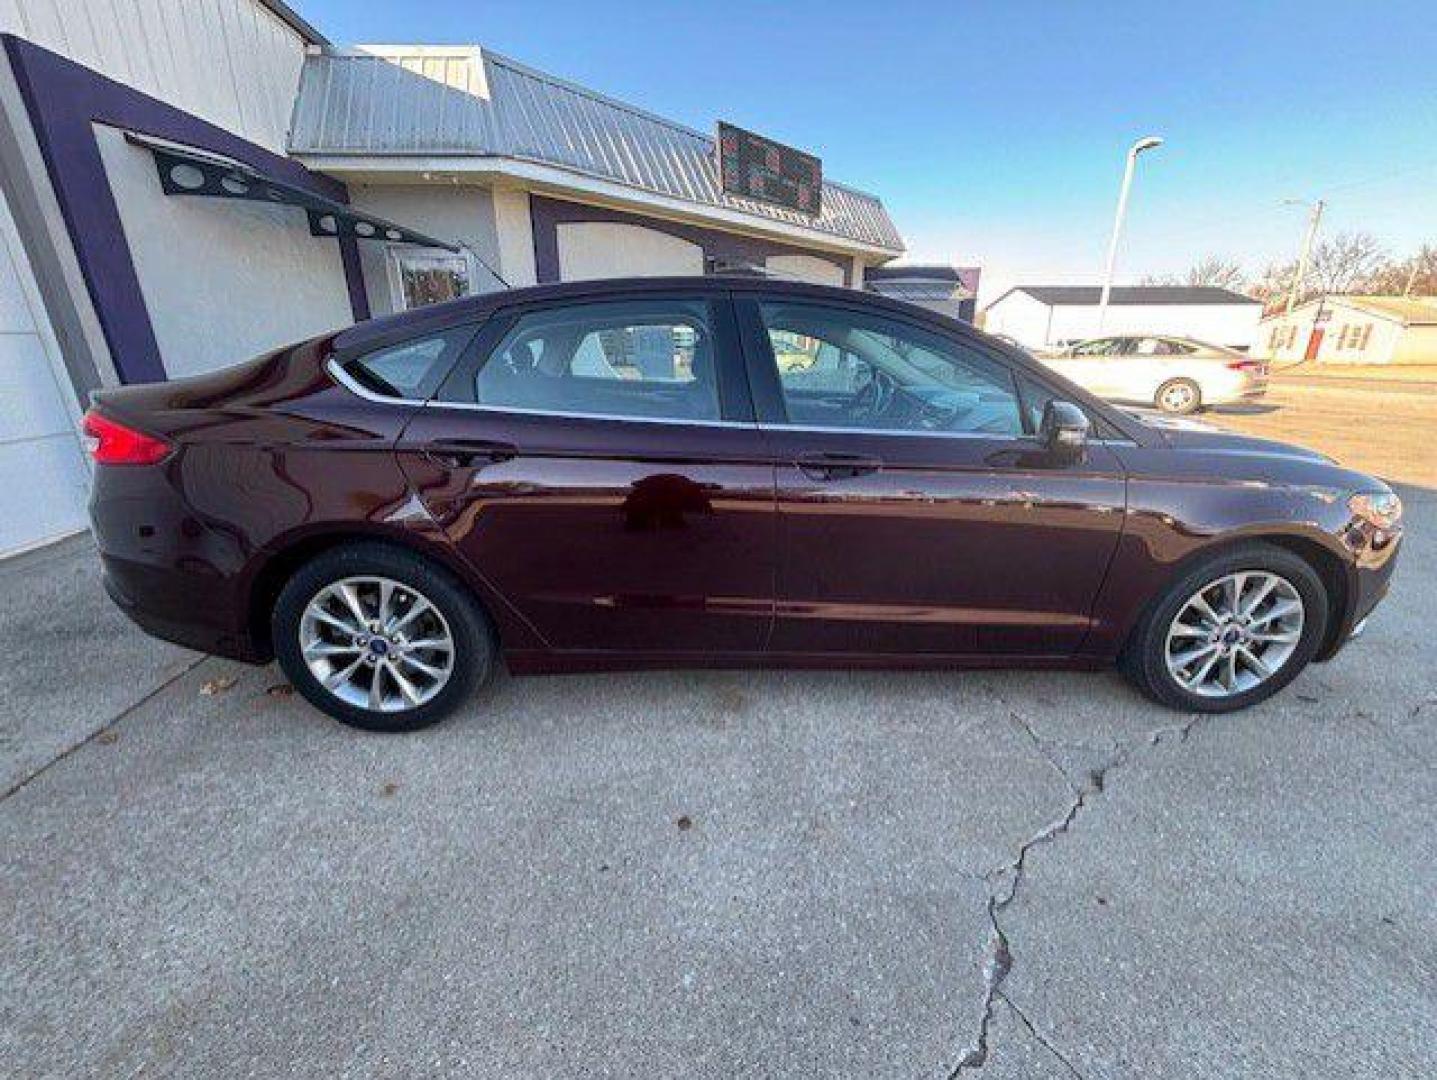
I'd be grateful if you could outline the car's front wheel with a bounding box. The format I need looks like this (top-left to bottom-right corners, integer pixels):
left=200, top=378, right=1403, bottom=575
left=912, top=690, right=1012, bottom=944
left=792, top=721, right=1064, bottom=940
left=272, top=542, right=495, bottom=732
left=1155, top=377, right=1202, bottom=414
left=1122, top=543, right=1329, bottom=712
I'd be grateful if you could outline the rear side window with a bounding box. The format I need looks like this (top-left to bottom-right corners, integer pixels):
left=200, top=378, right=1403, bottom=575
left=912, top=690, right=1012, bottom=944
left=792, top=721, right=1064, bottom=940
left=451, top=298, right=721, bottom=422
left=343, top=328, right=474, bottom=401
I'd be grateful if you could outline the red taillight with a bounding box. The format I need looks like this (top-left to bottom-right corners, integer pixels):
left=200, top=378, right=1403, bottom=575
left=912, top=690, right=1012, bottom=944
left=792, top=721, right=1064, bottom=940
left=82, top=410, right=172, bottom=466
left=1226, top=359, right=1263, bottom=373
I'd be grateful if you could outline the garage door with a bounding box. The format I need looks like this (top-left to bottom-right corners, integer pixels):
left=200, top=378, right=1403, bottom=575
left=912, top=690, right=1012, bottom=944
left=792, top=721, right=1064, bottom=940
left=0, top=190, right=90, bottom=558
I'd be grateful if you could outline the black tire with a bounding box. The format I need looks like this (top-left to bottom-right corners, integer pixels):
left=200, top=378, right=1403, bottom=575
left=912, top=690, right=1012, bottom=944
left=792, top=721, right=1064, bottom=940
left=272, top=542, right=495, bottom=732
left=1121, top=543, right=1330, bottom=713
left=1155, top=377, right=1202, bottom=414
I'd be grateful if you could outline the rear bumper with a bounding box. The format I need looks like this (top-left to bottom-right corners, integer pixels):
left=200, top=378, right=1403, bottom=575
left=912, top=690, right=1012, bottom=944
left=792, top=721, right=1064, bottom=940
left=90, top=457, right=263, bottom=664
left=100, top=553, right=262, bottom=662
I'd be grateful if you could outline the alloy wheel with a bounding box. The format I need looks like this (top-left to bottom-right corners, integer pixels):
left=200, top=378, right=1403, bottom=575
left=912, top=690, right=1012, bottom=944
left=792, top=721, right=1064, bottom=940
left=298, top=576, right=455, bottom=712
left=1158, top=381, right=1197, bottom=413
left=1163, top=570, right=1304, bottom=698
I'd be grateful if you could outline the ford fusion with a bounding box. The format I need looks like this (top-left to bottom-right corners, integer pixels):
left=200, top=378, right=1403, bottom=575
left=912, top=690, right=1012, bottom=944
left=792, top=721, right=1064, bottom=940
left=86, top=278, right=1402, bottom=731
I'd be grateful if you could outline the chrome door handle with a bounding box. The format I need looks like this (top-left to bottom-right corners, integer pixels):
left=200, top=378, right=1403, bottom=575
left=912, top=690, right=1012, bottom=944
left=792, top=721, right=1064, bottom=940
left=796, top=452, right=882, bottom=481
left=423, top=439, right=518, bottom=469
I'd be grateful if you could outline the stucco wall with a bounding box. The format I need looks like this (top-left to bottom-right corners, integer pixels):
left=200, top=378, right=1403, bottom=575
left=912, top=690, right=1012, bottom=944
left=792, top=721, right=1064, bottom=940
left=766, top=253, right=845, bottom=286
left=492, top=187, right=537, bottom=286
left=95, top=123, right=352, bottom=378
left=0, top=0, right=308, bottom=154
left=347, top=183, right=502, bottom=317
left=557, top=221, right=703, bottom=280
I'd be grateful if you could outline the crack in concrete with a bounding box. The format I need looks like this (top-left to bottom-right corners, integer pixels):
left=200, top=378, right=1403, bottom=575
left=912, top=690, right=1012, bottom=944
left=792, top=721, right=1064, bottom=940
left=949, top=709, right=1210, bottom=1077
left=997, top=990, right=1086, bottom=1080
left=0, top=655, right=209, bottom=802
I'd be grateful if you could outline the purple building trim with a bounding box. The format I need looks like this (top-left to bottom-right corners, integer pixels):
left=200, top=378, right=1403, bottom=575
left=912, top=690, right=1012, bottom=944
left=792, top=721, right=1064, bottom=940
left=529, top=195, right=852, bottom=287
left=2, top=34, right=369, bottom=384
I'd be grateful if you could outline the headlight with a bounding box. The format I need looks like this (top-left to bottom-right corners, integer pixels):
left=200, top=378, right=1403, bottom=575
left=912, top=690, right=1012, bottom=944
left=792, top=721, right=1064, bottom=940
left=1348, top=491, right=1403, bottom=530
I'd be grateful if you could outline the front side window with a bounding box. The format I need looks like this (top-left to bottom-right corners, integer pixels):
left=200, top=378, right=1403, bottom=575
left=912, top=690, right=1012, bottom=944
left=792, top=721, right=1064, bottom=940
left=343, top=328, right=475, bottom=400
left=758, top=302, right=1022, bottom=436
left=461, top=299, right=720, bottom=421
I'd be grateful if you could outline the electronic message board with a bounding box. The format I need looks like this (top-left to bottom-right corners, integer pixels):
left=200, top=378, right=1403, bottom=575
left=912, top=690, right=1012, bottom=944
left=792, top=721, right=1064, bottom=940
left=716, top=122, right=822, bottom=215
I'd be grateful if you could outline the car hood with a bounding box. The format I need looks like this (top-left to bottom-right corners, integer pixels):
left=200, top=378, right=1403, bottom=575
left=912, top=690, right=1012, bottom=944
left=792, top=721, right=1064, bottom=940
left=1126, top=412, right=1392, bottom=494
left=1136, top=413, right=1328, bottom=462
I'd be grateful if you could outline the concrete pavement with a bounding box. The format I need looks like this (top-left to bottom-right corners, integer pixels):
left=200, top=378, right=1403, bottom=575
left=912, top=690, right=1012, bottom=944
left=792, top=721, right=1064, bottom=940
left=0, top=500, right=1432, bottom=1076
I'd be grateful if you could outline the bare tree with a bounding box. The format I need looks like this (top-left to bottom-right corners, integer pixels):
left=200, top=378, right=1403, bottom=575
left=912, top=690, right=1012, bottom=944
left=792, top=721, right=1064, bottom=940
left=1306, top=231, right=1388, bottom=295
left=1364, top=243, right=1437, bottom=296
left=1182, top=255, right=1245, bottom=290
left=1248, top=260, right=1298, bottom=310
left=1139, top=256, right=1244, bottom=290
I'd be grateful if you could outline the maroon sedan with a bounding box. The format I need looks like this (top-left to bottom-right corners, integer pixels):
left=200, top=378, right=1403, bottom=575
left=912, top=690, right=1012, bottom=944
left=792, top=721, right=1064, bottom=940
left=85, top=278, right=1402, bottom=731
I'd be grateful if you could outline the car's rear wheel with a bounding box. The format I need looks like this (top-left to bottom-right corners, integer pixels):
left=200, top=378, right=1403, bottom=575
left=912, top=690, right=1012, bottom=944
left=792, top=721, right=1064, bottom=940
left=1122, top=543, right=1329, bottom=712
left=1155, top=377, right=1202, bottom=414
left=272, top=542, right=495, bottom=732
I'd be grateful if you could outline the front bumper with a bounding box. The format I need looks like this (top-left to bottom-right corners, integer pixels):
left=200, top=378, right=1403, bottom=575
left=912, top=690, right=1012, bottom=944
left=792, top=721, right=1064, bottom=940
left=1315, top=518, right=1402, bottom=661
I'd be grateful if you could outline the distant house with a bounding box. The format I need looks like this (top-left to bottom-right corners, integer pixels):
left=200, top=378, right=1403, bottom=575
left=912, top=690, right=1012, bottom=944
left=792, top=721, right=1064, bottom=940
left=865, top=264, right=980, bottom=323
left=1254, top=296, right=1437, bottom=365
left=982, top=286, right=1262, bottom=350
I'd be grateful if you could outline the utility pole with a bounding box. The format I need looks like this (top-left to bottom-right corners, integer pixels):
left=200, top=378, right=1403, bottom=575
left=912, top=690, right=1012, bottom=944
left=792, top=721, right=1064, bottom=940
left=1285, top=198, right=1325, bottom=315
left=1097, top=135, right=1163, bottom=333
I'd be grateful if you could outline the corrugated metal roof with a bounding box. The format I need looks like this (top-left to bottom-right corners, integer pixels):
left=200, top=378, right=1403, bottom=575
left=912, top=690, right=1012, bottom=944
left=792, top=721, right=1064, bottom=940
left=1332, top=296, right=1437, bottom=326
left=1000, top=286, right=1260, bottom=307
left=289, top=48, right=904, bottom=253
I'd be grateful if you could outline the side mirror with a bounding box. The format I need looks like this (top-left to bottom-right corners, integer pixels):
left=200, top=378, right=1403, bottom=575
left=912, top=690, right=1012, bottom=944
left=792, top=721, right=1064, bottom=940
left=1040, top=400, right=1090, bottom=463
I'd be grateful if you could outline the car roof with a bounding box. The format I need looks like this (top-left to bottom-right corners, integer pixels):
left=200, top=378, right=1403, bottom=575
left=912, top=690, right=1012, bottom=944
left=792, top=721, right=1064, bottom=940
left=332, top=275, right=960, bottom=353
left=328, top=274, right=1160, bottom=446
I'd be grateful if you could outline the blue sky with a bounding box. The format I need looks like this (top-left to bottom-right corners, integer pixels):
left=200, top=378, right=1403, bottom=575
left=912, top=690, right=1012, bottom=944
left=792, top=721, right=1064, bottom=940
left=299, top=0, right=1437, bottom=301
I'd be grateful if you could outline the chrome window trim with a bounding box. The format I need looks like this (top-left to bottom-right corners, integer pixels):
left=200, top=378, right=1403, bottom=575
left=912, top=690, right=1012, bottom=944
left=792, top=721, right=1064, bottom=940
left=756, top=422, right=1022, bottom=442
left=328, top=360, right=1135, bottom=443
left=327, top=358, right=416, bottom=404
left=330, top=359, right=754, bottom=429
left=418, top=399, right=757, bottom=429
left=760, top=421, right=1136, bottom=447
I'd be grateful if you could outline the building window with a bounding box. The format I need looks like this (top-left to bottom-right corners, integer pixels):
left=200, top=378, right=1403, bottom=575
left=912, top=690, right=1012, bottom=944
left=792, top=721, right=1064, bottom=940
left=1357, top=323, right=1373, bottom=350
left=389, top=249, right=473, bottom=311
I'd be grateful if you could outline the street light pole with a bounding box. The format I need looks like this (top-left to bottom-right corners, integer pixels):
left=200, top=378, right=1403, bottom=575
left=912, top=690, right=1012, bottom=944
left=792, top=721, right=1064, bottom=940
left=1285, top=198, right=1325, bottom=315
left=1097, top=135, right=1163, bottom=333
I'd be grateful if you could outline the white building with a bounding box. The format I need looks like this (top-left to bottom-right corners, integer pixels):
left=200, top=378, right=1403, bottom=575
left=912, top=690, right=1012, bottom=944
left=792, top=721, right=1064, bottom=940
left=0, top=3, right=904, bottom=558
left=1254, top=296, right=1437, bottom=366
left=983, top=286, right=1262, bottom=351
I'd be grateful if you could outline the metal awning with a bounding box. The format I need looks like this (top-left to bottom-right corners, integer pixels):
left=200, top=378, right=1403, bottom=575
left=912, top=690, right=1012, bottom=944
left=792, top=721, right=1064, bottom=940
left=125, top=132, right=458, bottom=252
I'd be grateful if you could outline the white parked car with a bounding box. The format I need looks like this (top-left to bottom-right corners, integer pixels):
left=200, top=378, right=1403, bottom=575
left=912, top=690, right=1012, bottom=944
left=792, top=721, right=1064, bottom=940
left=1037, top=335, right=1268, bottom=414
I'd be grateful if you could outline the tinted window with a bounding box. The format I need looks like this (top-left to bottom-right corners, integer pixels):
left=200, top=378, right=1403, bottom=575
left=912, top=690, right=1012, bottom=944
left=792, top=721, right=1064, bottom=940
left=462, top=299, right=720, bottom=421
left=344, top=328, right=474, bottom=400
left=1070, top=337, right=1127, bottom=357
left=759, top=302, right=1022, bottom=436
